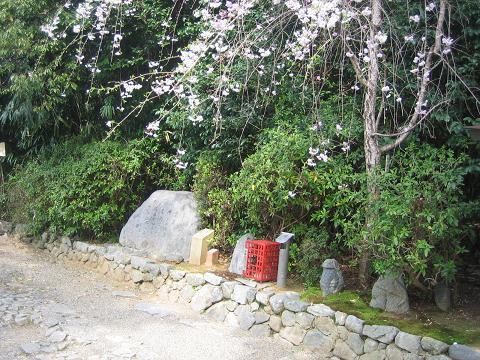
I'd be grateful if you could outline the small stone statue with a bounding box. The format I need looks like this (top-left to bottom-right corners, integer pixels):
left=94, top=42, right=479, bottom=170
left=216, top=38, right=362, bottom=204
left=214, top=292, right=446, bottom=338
left=370, top=274, right=410, bottom=314
left=320, top=259, right=344, bottom=296
left=434, top=282, right=451, bottom=312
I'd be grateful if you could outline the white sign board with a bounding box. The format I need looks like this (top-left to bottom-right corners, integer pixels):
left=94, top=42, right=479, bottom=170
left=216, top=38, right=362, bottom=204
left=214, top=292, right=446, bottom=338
left=0, top=142, right=5, bottom=157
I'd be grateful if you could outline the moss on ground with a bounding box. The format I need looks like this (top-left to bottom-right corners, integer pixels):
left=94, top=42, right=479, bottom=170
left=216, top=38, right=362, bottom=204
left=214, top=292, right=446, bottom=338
left=301, top=287, right=480, bottom=346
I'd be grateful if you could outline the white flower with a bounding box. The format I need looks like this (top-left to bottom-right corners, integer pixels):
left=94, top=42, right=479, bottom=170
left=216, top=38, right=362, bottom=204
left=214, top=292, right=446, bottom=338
left=381, top=86, right=390, bottom=92
left=363, top=56, right=371, bottom=63
left=409, top=15, right=421, bottom=23
left=177, top=149, right=186, bottom=156
left=404, top=35, right=415, bottom=43
left=346, top=52, right=354, bottom=58
left=307, top=158, right=317, bottom=167
left=288, top=191, right=297, bottom=198
left=442, top=37, right=454, bottom=47
left=148, top=61, right=159, bottom=68
left=285, top=0, right=301, bottom=11
left=310, top=121, right=323, bottom=131
left=309, top=147, right=319, bottom=156
left=375, top=32, right=388, bottom=45
left=336, top=124, right=343, bottom=132
left=316, top=151, right=329, bottom=162
left=175, top=161, right=188, bottom=170
left=106, top=121, right=112, bottom=128
left=361, top=7, right=372, bottom=17
left=396, top=97, right=402, bottom=103
left=73, top=24, right=82, bottom=33
left=426, top=2, right=436, bottom=12
left=351, top=84, right=360, bottom=91
left=341, top=142, right=350, bottom=152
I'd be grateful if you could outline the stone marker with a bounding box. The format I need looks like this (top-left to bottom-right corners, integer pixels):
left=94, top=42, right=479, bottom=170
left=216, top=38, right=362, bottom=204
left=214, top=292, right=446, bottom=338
left=119, top=190, right=199, bottom=261
left=189, top=229, right=214, bottom=265
left=320, top=259, right=344, bottom=296
left=0, top=142, right=6, bottom=157
left=228, top=233, right=254, bottom=275
left=434, top=282, right=451, bottom=312
left=370, top=274, right=409, bottom=314
left=205, top=249, right=219, bottom=266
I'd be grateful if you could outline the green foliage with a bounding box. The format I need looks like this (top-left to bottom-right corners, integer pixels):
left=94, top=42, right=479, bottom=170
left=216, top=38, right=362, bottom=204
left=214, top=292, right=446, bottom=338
left=368, top=143, right=476, bottom=283
left=5, top=137, right=177, bottom=239
left=301, top=288, right=480, bottom=346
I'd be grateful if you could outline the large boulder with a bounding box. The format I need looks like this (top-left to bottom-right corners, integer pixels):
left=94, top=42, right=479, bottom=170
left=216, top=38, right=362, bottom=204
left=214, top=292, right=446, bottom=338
left=370, top=274, right=409, bottom=314
left=119, top=191, right=199, bottom=261
left=228, top=233, right=254, bottom=275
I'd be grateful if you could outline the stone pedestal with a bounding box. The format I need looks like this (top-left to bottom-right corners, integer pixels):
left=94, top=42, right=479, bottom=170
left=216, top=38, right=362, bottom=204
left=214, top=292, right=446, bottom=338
left=206, top=249, right=219, bottom=266
left=189, top=229, right=214, bottom=265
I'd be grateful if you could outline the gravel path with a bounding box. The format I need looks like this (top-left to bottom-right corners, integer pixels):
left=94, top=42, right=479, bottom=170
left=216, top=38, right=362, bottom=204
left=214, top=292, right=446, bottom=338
left=0, top=234, right=324, bottom=360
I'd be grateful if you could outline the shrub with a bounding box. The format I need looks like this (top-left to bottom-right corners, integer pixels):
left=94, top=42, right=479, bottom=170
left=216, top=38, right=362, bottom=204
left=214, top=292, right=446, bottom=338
left=368, top=143, right=476, bottom=285
left=5, top=137, right=176, bottom=240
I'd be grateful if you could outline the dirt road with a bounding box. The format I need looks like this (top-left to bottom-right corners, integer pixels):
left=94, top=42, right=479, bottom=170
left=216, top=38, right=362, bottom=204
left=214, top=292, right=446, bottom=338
left=0, top=234, right=323, bottom=360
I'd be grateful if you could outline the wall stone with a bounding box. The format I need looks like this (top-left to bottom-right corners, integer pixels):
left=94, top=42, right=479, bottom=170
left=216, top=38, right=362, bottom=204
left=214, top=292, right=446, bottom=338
left=30, top=231, right=480, bottom=360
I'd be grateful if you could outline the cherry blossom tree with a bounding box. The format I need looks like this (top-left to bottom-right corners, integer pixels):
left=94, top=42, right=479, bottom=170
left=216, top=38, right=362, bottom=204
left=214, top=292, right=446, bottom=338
left=41, top=0, right=463, bottom=285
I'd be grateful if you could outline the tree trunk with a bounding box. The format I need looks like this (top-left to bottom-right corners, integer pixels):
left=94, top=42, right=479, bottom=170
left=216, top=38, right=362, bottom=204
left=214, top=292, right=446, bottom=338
left=358, top=0, right=382, bottom=287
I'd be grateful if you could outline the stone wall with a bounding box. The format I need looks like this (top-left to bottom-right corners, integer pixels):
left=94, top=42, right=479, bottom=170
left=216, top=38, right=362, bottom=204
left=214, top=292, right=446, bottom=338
left=11, top=227, right=480, bottom=360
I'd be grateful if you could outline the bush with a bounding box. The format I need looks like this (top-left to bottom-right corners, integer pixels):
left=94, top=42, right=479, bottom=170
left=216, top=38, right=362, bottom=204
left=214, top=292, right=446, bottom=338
left=368, top=143, right=476, bottom=284
left=5, top=137, right=177, bottom=240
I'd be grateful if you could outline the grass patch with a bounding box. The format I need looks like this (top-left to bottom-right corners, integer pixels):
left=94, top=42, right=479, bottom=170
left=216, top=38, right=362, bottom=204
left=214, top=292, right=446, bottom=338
left=301, top=287, right=480, bottom=346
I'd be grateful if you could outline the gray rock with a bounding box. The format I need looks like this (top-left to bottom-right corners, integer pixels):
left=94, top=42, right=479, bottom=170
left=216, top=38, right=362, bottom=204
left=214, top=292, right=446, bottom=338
left=254, top=310, right=270, bottom=324
left=404, top=354, right=423, bottom=360
left=186, top=273, right=206, bottom=287
left=345, top=315, right=364, bottom=334
left=449, top=344, right=480, bottom=360
left=204, top=272, right=224, bottom=285
left=320, top=259, right=344, bottom=296
left=49, top=331, right=67, bottom=343
left=159, top=263, right=173, bottom=277
left=314, top=316, right=338, bottom=337
left=131, top=269, right=144, bottom=283
left=256, top=290, right=274, bottom=306
left=236, top=278, right=258, bottom=288
left=281, top=310, right=296, bottom=327
left=250, top=301, right=260, bottom=311
left=364, top=338, right=379, bottom=353
left=363, top=325, right=399, bottom=344
left=14, top=223, right=31, bottom=238
left=284, top=299, right=309, bottom=313
left=434, top=282, right=451, bottom=312
left=190, top=285, right=223, bottom=312
left=386, top=343, right=403, bottom=360
left=395, top=331, right=422, bottom=354
left=295, top=312, right=315, bottom=329
left=74, top=241, right=90, bottom=253
left=250, top=324, right=271, bottom=337
left=119, top=190, right=199, bottom=260
left=307, top=304, right=335, bottom=318
left=169, top=270, right=186, bottom=281
left=279, top=326, right=307, bottom=346
left=269, top=292, right=300, bottom=314
left=269, top=315, right=282, bottom=332
left=228, top=233, right=254, bottom=275
left=144, top=263, right=161, bottom=276
left=335, top=311, right=347, bottom=326
left=232, top=284, right=257, bottom=304
left=426, top=355, right=451, bottom=360
left=370, top=274, right=409, bottom=314
left=221, top=281, right=239, bottom=299
left=347, top=332, right=365, bottom=355
left=235, top=305, right=256, bottom=330
left=179, top=284, right=195, bottom=302
left=205, top=302, right=228, bottom=322
left=21, top=342, right=41, bottom=354
left=224, top=300, right=238, bottom=312
left=421, top=337, right=449, bottom=355
left=359, top=350, right=386, bottom=360
left=130, top=256, right=153, bottom=270
left=333, top=339, right=358, bottom=360
left=303, top=330, right=336, bottom=352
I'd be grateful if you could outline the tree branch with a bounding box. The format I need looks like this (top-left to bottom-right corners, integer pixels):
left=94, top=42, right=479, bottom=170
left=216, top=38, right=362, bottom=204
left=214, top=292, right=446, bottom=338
left=380, top=0, right=447, bottom=154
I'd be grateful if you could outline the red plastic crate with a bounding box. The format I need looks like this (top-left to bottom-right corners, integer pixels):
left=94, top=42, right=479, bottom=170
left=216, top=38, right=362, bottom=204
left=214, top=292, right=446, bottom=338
left=243, top=240, right=280, bottom=282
